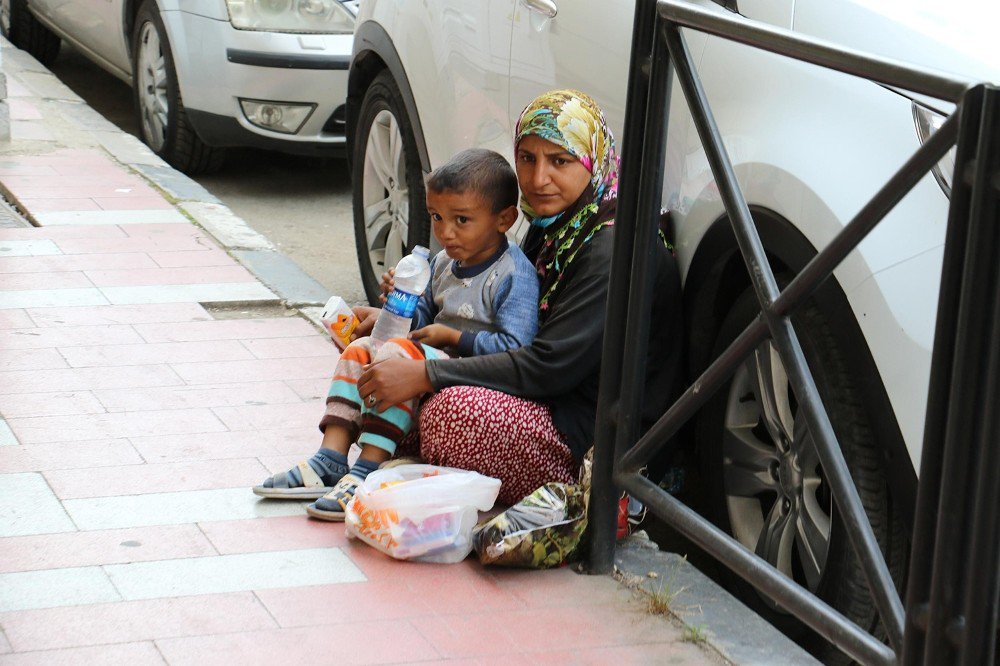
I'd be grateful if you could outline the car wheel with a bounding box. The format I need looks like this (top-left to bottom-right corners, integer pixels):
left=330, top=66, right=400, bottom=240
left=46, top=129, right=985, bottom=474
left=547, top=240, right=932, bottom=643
left=1, top=0, right=60, bottom=65
left=131, top=0, right=225, bottom=174
left=352, top=70, right=429, bottom=305
left=697, top=285, right=906, bottom=662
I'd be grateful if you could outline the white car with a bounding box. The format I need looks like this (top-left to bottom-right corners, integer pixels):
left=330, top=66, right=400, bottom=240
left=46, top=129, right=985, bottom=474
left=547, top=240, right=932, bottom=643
left=347, top=0, right=996, bottom=658
left=1, top=0, right=358, bottom=173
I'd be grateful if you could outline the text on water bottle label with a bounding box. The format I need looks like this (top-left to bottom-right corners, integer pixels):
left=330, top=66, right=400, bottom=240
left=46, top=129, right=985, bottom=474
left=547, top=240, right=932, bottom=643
left=384, top=289, right=420, bottom=318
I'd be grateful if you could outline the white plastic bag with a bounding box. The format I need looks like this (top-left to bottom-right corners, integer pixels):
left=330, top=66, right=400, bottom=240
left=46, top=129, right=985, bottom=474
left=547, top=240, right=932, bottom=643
left=344, top=464, right=501, bottom=564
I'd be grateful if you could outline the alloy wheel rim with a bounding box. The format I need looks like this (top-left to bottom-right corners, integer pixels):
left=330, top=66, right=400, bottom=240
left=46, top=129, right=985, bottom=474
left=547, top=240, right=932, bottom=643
left=722, top=340, right=833, bottom=607
left=136, top=21, right=168, bottom=152
left=361, top=108, right=408, bottom=278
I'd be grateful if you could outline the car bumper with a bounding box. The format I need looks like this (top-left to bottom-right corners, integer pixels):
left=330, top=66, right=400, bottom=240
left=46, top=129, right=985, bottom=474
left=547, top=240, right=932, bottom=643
left=161, top=9, right=351, bottom=150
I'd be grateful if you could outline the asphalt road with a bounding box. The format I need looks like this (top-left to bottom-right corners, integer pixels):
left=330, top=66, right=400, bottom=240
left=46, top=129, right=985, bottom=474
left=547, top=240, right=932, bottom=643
left=47, top=43, right=367, bottom=306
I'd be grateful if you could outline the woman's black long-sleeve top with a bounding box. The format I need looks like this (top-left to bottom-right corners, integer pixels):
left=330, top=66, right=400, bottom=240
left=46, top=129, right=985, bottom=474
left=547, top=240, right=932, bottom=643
left=426, top=224, right=683, bottom=462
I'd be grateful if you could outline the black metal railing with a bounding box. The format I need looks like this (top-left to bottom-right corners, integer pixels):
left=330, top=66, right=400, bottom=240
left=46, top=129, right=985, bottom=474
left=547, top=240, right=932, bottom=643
left=587, top=1, right=999, bottom=664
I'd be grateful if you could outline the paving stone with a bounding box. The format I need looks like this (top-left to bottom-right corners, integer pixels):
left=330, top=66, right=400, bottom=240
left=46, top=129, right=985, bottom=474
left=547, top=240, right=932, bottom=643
left=44, top=458, right=270, bottom=499
left=0, top=473, right=76, bottom=536
left=0, top=348, right=68, bottom=372
left=134, top=317, right=313, bottom=343
left=63, top=488, right=307, bottom=530
left=0, top=593, right=277, bottom=651
left=94, top=197, right=174, bottom=211
left=0, top=240, right=61, bottom=257
left=170, top=356, right=334, bottom=384
left=99, top=282, right=277, bottom=305
left=26, top=302, right=210, bottom=326
left=84, top=266, right=255, bottom=288
left=0, top=225, right=127, bottom=240
left=0, top=641, right=166, bottom=665
left=8, top=407, right=226, bottom=444
left=94, top=381, right=303, bottom=413
left=0, top=439, right=142, bottom=473
left=147, top=249, right=235, bottom=268
left=0, top=309, right=33, bottom=328
left=0, top=287, right=108, bottom=309
left=0, top=253, right=158, bottom=274
left=0, top=390, right=106, bottom=418
left=105, top=547, right=364, bottom=600
left=240, top=336, right=334, bottom=359
left=0, top=364, right=183, bottom=395
left=0, top=323, right=142, bottom=350
left=0, top=525, right=216, bottom=574
left=198, top=515, right=343, bottom=555
left=60, top=339, right=255, bottom=368
left=128, top=428, right=317, bottom=464
left=17, top=198, right=100, bottom=212
left=154, top=621, right=438, bottom=665
left=53, top=235, right=214, bottom=255
left=35, top=210, right=187, bottom=226
left=0, top=567, right=121, bottom=612
left=211, top=402, right=321, bottom=432
left=0, top=419, right=17, bottom=446
left=0, top=271, right=93, bottom=290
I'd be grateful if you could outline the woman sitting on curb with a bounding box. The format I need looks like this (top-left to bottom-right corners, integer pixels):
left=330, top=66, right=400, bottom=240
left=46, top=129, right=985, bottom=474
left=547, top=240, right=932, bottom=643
left=256, top=89, right=683, bottom=512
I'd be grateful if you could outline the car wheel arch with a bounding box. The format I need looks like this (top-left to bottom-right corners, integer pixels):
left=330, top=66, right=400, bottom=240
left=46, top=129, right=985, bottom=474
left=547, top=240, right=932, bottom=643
left=683, top=206, right=917, bottom=529
left=349, top=21, right=430, bottom=174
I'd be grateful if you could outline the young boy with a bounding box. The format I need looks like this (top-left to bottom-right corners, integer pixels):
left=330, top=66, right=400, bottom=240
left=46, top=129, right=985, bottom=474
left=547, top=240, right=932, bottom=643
left=253, top=148, right=539, bottom=520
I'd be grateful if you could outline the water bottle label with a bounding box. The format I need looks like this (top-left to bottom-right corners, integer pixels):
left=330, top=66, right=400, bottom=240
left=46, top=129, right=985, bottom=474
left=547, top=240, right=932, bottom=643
left=384, top=289, right=420, bottom=318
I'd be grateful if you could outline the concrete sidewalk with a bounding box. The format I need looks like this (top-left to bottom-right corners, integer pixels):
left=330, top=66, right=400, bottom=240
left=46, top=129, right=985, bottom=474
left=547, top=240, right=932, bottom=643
left=0, top=38, right=818, bottom=665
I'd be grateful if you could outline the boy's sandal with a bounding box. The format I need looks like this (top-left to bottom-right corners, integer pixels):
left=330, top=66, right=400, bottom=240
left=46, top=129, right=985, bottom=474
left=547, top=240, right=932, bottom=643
left=252, top=449, right=348, bottom=499
left=305, top=474, right=363, bottom=522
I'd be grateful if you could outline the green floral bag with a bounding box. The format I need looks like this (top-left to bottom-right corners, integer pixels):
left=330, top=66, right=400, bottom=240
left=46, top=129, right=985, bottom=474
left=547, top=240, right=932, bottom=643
left=472, top=482, right=588, bottom=568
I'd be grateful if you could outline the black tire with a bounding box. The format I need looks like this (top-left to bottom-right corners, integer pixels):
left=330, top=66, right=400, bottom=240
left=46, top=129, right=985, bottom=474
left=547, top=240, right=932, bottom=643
left=3, top=0, right=60, bottom=65
left=697, top=285, right=906, bottom=663
left=352, top=70, right=430, bottom=305
left=130, top=0, right=224, bottom=174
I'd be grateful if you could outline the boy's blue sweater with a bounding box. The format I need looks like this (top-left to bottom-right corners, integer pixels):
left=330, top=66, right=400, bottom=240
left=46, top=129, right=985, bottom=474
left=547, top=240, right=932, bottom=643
left=412, top=238, right=539, bottom=357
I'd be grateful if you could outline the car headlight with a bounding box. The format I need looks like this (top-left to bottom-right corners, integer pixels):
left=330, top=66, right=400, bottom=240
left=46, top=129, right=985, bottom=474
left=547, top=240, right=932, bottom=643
left=912, top=102, right=957, bottom=198
left=226, top=0, right=355, bottom=34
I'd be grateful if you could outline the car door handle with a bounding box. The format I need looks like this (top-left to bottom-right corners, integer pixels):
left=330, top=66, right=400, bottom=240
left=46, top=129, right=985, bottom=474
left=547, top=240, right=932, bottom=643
left=520, top=0, right=558, bottom=19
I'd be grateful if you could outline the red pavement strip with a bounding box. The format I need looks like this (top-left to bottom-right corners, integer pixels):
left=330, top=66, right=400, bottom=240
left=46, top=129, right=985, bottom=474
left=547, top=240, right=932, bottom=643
left=0, top=146, right=721, bottom=662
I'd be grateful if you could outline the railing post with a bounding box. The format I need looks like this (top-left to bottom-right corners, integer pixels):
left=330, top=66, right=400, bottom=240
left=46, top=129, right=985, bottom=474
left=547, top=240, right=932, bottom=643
left=585, top=0, right=662, bottom=573
left=902, top=84, right=1000, bottom=665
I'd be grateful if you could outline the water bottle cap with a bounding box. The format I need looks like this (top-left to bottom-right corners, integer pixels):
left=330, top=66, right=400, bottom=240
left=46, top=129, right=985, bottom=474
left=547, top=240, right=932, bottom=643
left=413, top=245, right=430, bottom=259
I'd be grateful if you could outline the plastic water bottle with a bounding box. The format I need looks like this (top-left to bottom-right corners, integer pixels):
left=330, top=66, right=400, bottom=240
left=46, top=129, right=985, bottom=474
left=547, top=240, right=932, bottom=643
left=370, top=246, right=431, bottom=347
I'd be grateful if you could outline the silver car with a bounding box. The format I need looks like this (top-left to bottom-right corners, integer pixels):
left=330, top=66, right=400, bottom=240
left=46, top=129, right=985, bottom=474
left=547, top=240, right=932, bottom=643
left=1, top=0, right=358, bottom=173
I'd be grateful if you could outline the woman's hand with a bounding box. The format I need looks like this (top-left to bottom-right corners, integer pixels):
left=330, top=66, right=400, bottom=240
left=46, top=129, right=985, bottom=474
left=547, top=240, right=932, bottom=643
left=379, top=268, right=395, bottom=304
left=357, top=358, right=433, bottom=412
left=351, top=305, right=381, bottom=340
left=410, top=324, right=461, bottom=350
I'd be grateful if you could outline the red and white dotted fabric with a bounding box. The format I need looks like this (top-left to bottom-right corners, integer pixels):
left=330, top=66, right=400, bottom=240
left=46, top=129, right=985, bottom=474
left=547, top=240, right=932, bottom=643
left=417, top=386, right=577, bottom=505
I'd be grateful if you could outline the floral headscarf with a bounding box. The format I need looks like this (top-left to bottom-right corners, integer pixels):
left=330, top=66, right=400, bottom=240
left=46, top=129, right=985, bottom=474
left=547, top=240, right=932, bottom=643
left=515, top=90, right=620, bottom=315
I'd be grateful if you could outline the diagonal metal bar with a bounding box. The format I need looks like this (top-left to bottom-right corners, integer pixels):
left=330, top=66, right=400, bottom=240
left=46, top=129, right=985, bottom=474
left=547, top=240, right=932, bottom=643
left=657, top=0, right=971, bottom=102
left=772, top=111, right=958, bottom=317
left=660, top=22, right=906, bottom=650
left=617, top=472, right=898, bottom=666
left=620, top=109, right=959, bottom=476
left=619, top=316, right=768, bottom=473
